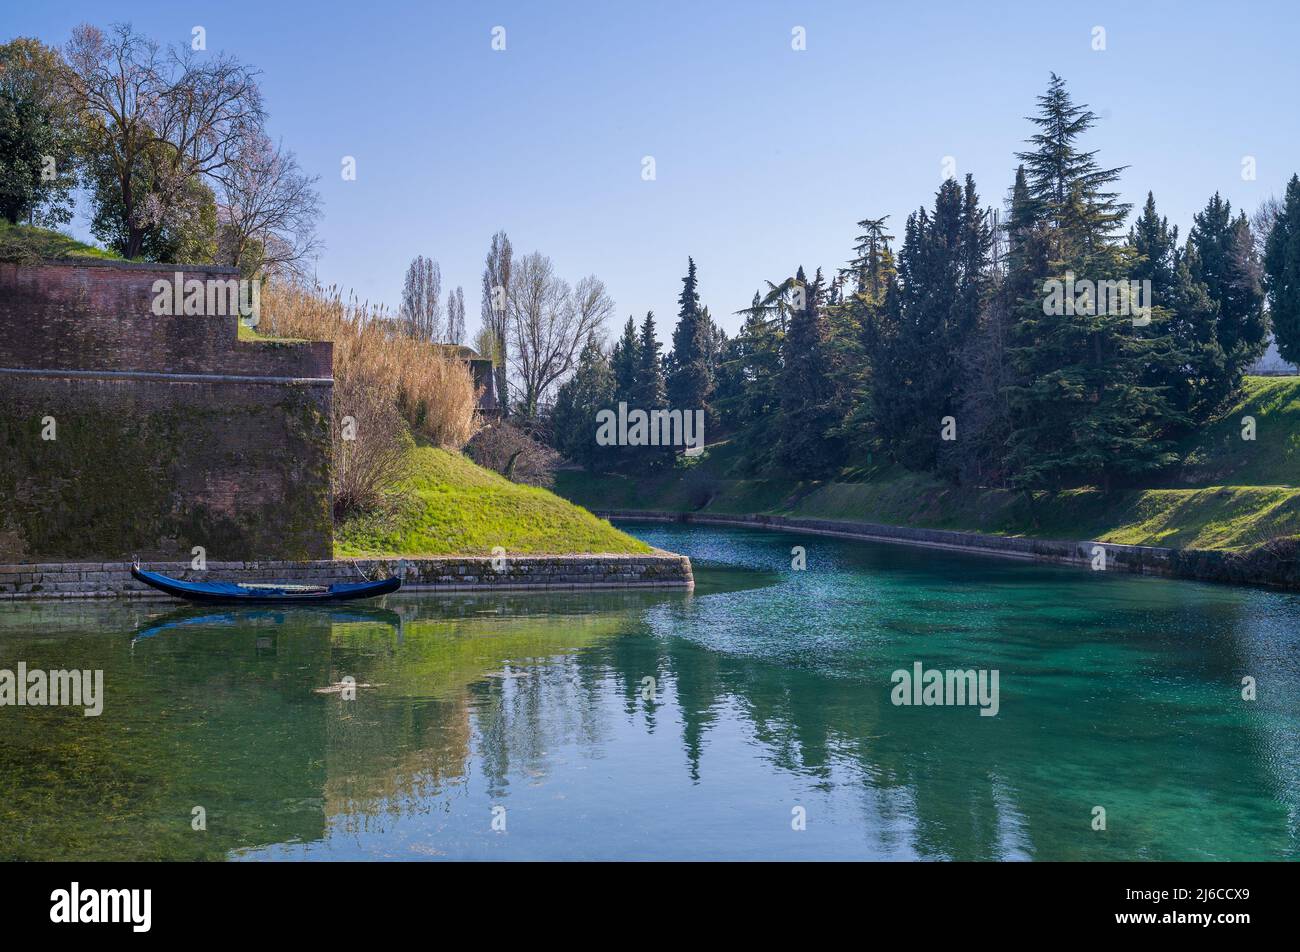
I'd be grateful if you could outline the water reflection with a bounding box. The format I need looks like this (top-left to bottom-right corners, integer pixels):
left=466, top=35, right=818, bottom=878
left=0, top=525, right=1296, bottom=861
left=129, top=606, right=405, bottom=645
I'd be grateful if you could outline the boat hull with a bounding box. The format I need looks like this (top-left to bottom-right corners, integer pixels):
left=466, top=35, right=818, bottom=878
left=131, top=568, right=401, bottom=604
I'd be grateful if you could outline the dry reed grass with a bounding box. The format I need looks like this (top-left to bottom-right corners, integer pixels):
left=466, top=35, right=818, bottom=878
left=261, top=282, right=480, bottom=515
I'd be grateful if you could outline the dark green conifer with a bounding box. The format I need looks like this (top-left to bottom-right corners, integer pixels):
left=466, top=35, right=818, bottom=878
left=1264, top=174, right=1300, bottom=365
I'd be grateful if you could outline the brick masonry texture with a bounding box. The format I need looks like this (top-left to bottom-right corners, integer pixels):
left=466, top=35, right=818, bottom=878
left=0, top=554, right=694, bottom=599
left=0, top=260, right=333, bottom=562
left=599, top=511, right=1300, bottom=591
left=0, top=260, right=331, bottom=377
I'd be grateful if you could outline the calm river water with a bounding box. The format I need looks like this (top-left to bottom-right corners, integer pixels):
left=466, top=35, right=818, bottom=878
left=1, top=522, right=1297, bottom=860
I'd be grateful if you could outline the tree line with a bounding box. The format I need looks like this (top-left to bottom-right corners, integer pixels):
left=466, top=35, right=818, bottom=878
left=1, top=24, right=320, bottom=277
left=549, top=74, right=1300, bottom=491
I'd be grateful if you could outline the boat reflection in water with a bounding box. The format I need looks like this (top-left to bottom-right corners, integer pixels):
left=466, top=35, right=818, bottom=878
left=128, top=606, right=405, bottom=646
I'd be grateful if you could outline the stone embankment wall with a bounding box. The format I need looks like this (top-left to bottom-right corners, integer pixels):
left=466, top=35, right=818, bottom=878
left=0, top=553, right=694, bottom=600
left=599, top=510, right=1300, bottom=590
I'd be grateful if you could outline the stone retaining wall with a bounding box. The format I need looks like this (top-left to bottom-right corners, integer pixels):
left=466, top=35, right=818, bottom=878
left=599, top=510, right=1300, bottom=591
left=0, top=259, right=334, bottom=563
left=0, top=553, right=694, bottom=600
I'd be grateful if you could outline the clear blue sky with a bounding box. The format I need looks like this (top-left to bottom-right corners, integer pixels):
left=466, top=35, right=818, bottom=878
left=10, top=0, right=1299, bottom=344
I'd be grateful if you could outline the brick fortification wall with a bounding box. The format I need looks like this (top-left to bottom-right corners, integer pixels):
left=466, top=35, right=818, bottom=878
left=0, top=260, right=334, bottom=562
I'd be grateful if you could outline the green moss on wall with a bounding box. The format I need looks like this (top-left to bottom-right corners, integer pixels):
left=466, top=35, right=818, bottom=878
left=0, top=378, right=332, bottom=561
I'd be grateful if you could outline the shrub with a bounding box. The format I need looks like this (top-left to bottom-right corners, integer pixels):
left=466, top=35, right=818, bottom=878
left=467, top=421, right=560, bottom=488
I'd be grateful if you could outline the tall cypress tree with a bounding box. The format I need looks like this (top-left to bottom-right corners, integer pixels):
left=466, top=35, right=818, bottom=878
left=958, top=175, right=993, bottom=331
left=635, top=311, right=665, bottom=407
left=1128, top=192, right=1223, bottom=421
left=1003, top=165, right=1046, bottom=302
left=635, top=310, right=673, bottom=468
left=667, top=258, right=714, bottom=414
left=1190, top=193, right=1268, bottom=383
left=1264, top=174, right=1300, bottom=365
left=937, top=175, right=995, bottom=478
left=610, top=315, right=641, bottom=406
left=606, top=315, right=644, bottom=470
left=1129, top=193, right=1177, bottom=291
left=868, top=176, right=988, bottom=472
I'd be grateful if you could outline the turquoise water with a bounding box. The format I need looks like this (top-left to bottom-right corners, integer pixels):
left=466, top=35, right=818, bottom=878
left=0, top=522, right=1297, bottom=860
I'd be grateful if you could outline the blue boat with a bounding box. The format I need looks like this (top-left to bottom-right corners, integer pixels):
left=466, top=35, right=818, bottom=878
left=131, top=567, right=401, bottom=604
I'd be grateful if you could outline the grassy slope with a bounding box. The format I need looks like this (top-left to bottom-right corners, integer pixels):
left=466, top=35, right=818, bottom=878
left=0, top=222, right=119, bottom=262
left=554, top=376, right=1300, bottom=552
left=337, top=447, right=652, bottom=557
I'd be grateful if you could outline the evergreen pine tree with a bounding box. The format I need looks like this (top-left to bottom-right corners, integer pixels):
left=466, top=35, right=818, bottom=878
left=777, top=267, right=842, bottom=477
left=958, top=175, right=994, bottom=332
left=845, top=216, right=894, bottom=299
left=836, top=219, right=897, bottom=462
left=953, top=170, right=1036, bottom=488
left=1264, top=174, right=1300, bottom=365
left=936, top=175, right=994, bottom=478
left=551, top=335, right=615, bottom=471
left=635, top=311, right=666, bottom=407
left=1004, top=74, right=1178, bottom=489
left=722, top=290, right=787, bottom=470
left=710, top=329, right=745, bottom=433
left=868, top=175, right=989, bottom=472
left=610, top=315, right=641, bottom=405
left=667, top=258, right=715, bottom=414
left=634, top=310, right=673, bottom=468
left=1190, top=193, right=1268, bottom=383
left=1128, top=192, right=1223, bottom=421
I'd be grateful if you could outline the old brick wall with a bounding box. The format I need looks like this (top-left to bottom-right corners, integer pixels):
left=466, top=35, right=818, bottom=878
left=0, top=260, right=333, bottom=561
left=0, top=260, right=331, bottom=377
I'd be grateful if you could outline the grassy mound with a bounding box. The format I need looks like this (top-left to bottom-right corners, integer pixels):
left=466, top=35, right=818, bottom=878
left=336, top=446, right=652, bottom=556
left=554, top=376, right=1300, bottom=552
left=0, top=221, right=119, bottom=262
left=1170, top=376, right=1300, bottom=487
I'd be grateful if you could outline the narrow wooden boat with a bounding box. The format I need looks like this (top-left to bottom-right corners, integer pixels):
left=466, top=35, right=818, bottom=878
left=131, top=567, right=400, bottom=604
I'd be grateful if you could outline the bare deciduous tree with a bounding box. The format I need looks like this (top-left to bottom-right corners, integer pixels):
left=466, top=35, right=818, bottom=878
left=446, top=285, right=466, bottom=345
left=466, top=421, right=560, bottom=488
left=216, top=130, right=320, bottom=278
left=1253, top=195, right=1284, bottom=246
left=64, top=22, right=263, bottom=259
left=507, top=252, right=614, bottom=420
left=480, top=230, right=513, bottom=414
left=399, top=254, right=441, bottom=341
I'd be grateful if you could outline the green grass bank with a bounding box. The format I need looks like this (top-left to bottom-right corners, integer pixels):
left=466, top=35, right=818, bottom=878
left=337, top=446, right=652, bottom=557
left=0, top=222, right=120, bottom=263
